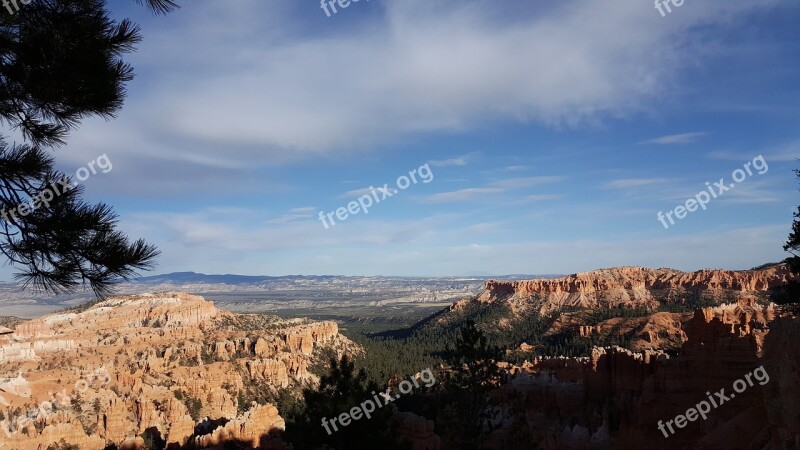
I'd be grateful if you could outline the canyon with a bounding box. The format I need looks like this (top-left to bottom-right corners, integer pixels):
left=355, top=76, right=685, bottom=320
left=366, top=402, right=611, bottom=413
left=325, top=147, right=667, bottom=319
left=477, top=264, right=795, bottom=313
left=0, top=293, right=353, bottom=450
left=491, top=298, right=800, bottom=449
left=0, top=264, right=798, bottom=449
left=413, top=264, right=800, bottom=448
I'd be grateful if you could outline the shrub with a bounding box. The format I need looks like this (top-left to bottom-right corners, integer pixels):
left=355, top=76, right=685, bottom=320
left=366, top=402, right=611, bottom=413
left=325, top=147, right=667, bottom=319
left=184, top=396, right=202, bottom=421
left=70, top=396, right=83, bottom=412
left=46, top=440, right=79, bottom=450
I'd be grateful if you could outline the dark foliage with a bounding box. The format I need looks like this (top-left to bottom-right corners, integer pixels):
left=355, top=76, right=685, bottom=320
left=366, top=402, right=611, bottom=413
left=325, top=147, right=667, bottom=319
left=0, top=0, right=173, bottom=296
left=283, top=354, right=403, bottom=450
left=436, top=320, right=507, bottom=449
left=785, top=166, right=800, bottom=273
left=772, top=165, right=800, bottom=304
left=46, top=440, right=79, bottom=450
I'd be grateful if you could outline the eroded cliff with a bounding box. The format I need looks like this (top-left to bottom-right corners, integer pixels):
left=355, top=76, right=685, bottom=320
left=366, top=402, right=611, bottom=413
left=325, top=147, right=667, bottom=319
left=0, top=292, right=354, bottom=450
left=478, top=265, right=795, bottom=313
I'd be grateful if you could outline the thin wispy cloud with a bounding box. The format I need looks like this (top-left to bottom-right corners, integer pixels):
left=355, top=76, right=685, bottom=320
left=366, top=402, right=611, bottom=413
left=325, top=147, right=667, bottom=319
left=339, top=187, right=375, bottom=199
left=290, top=207, right=316, bottom=214
left=490, top=176, right=564, bottom=189
left=709, top=140, right=800, bottom=162
left=267, top=207, right=317, bottom=224
left=718, top=180, right=782, bottom=204
left=638, top=132, right=706, bottom=145
left=523, top=194, right=564, bottom=202
left=604, top=178, right=674, bottom=189
left=429, top=155, right=470, bottom=167
left=423, top=188, right=504, bottom=203
left=424, top=176, right=563, bottom=203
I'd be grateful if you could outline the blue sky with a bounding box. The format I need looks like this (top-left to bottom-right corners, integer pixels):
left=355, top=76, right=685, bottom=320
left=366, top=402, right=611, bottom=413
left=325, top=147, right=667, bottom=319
left=4, top=0, right=800, bottom=279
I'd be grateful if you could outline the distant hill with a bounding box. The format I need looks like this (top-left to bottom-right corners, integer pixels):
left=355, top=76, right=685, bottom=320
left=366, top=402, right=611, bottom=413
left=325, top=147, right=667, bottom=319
left=131, top=271, right=563, bottom=285
left=130, top=272, right=344, bottom=285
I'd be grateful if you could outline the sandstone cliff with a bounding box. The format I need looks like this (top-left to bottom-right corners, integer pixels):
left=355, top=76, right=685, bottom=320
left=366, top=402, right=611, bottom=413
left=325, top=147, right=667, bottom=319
left=498, top=299, right=799, bottom=449
left=0, top=292, right=355, bottom=450
left=478, top=265, right=795, bottom=313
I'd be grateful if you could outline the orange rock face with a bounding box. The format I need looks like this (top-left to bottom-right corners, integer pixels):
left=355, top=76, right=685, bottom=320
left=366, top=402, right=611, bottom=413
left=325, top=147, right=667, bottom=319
left=0, top=292, right=354, bottom=450
left=502, top=300, right=799, bottom=449
left=479, top=265, right=795, bottom=313
left=193, top=404, right=285, bottom=448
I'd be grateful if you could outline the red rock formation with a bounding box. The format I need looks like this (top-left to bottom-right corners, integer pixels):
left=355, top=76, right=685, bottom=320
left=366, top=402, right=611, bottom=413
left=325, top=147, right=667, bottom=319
left=499, top=300, right=799, bottom=449
left=99, top=396, right=136, bottom=440
left=478, top=265, right=795, bottom=313
left=164, top=396, right=195, bottom=448
left=0, top=292, right=355, bottom=450
left=12, top=293, right=223, bottom=340
left=192, top=404, right=285, bottom=448
left=283, top=322, right=338, bottom=355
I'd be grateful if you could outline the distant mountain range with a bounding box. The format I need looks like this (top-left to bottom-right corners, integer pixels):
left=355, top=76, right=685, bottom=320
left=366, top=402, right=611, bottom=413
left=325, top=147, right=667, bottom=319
left=0, top=272, right=561, bottom=319
left=128, top=272, right=563, bottom=284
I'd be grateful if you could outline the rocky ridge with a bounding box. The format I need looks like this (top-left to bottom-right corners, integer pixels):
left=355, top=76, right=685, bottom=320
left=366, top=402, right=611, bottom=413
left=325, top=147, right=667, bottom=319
left=0, top=292, right=353, bottom=450
left=477, top=265, right=795, bottom=313
left=495, top=298, right=799, bottom=449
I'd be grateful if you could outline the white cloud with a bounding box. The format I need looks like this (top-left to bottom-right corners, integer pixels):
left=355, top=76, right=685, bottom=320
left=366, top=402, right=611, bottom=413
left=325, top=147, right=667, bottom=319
left=65, top=1, right=783, bottom=165
left=423, top=187, right=504, bottom=203
left=429, top=156, right=469, bottom=167
left=119, top=208, right=790, bottom=276
left=638, top=132, right=706, bottom=145
left=339, top=187, right=375, bottom=199
left=490, top=176, right=564, bottom=189
left=423, top=175, right=563, bottom=203
left=289, top=207, right=317, bottom=214
left=604, top=178, right=675, bottom=189
left=719, top=179, right=782, bottom=204
left=709, top=140, right=800, bottom=162
left=523, top=194, right=564, bottom=202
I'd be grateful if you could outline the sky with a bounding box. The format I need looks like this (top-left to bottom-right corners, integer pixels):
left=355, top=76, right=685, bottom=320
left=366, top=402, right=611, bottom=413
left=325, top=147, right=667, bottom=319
left=3, top=0, right=800, bottom=279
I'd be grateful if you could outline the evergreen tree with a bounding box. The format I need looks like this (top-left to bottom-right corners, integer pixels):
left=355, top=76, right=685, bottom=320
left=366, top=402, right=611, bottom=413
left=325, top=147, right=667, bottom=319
left=285, top=354, right=400, bottom=450
left=771, top=164, right=800, bottom=304
left=0, top=0, right=177, bottom=295
left=440, top=320, right=506, bottom=449
left=785, top=166, right=800, bottom=272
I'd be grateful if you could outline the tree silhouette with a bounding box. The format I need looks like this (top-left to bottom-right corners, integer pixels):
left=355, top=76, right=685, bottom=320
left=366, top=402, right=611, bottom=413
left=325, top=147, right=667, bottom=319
left=285, top=354, right=401, bottom=450
left=769, top=164, right=800, bottom=305
left=440, top=319, right=506, bottom=449
left=0, top=0, right=177, bottom=295
left=785, top=166, right=800, bottom=273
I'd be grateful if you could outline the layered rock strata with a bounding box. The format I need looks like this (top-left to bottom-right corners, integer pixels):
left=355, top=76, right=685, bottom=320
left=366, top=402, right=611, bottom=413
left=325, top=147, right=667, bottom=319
left=479, top=265, right=795, bottom=313
left=0, top=292, right=353, bottom=450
